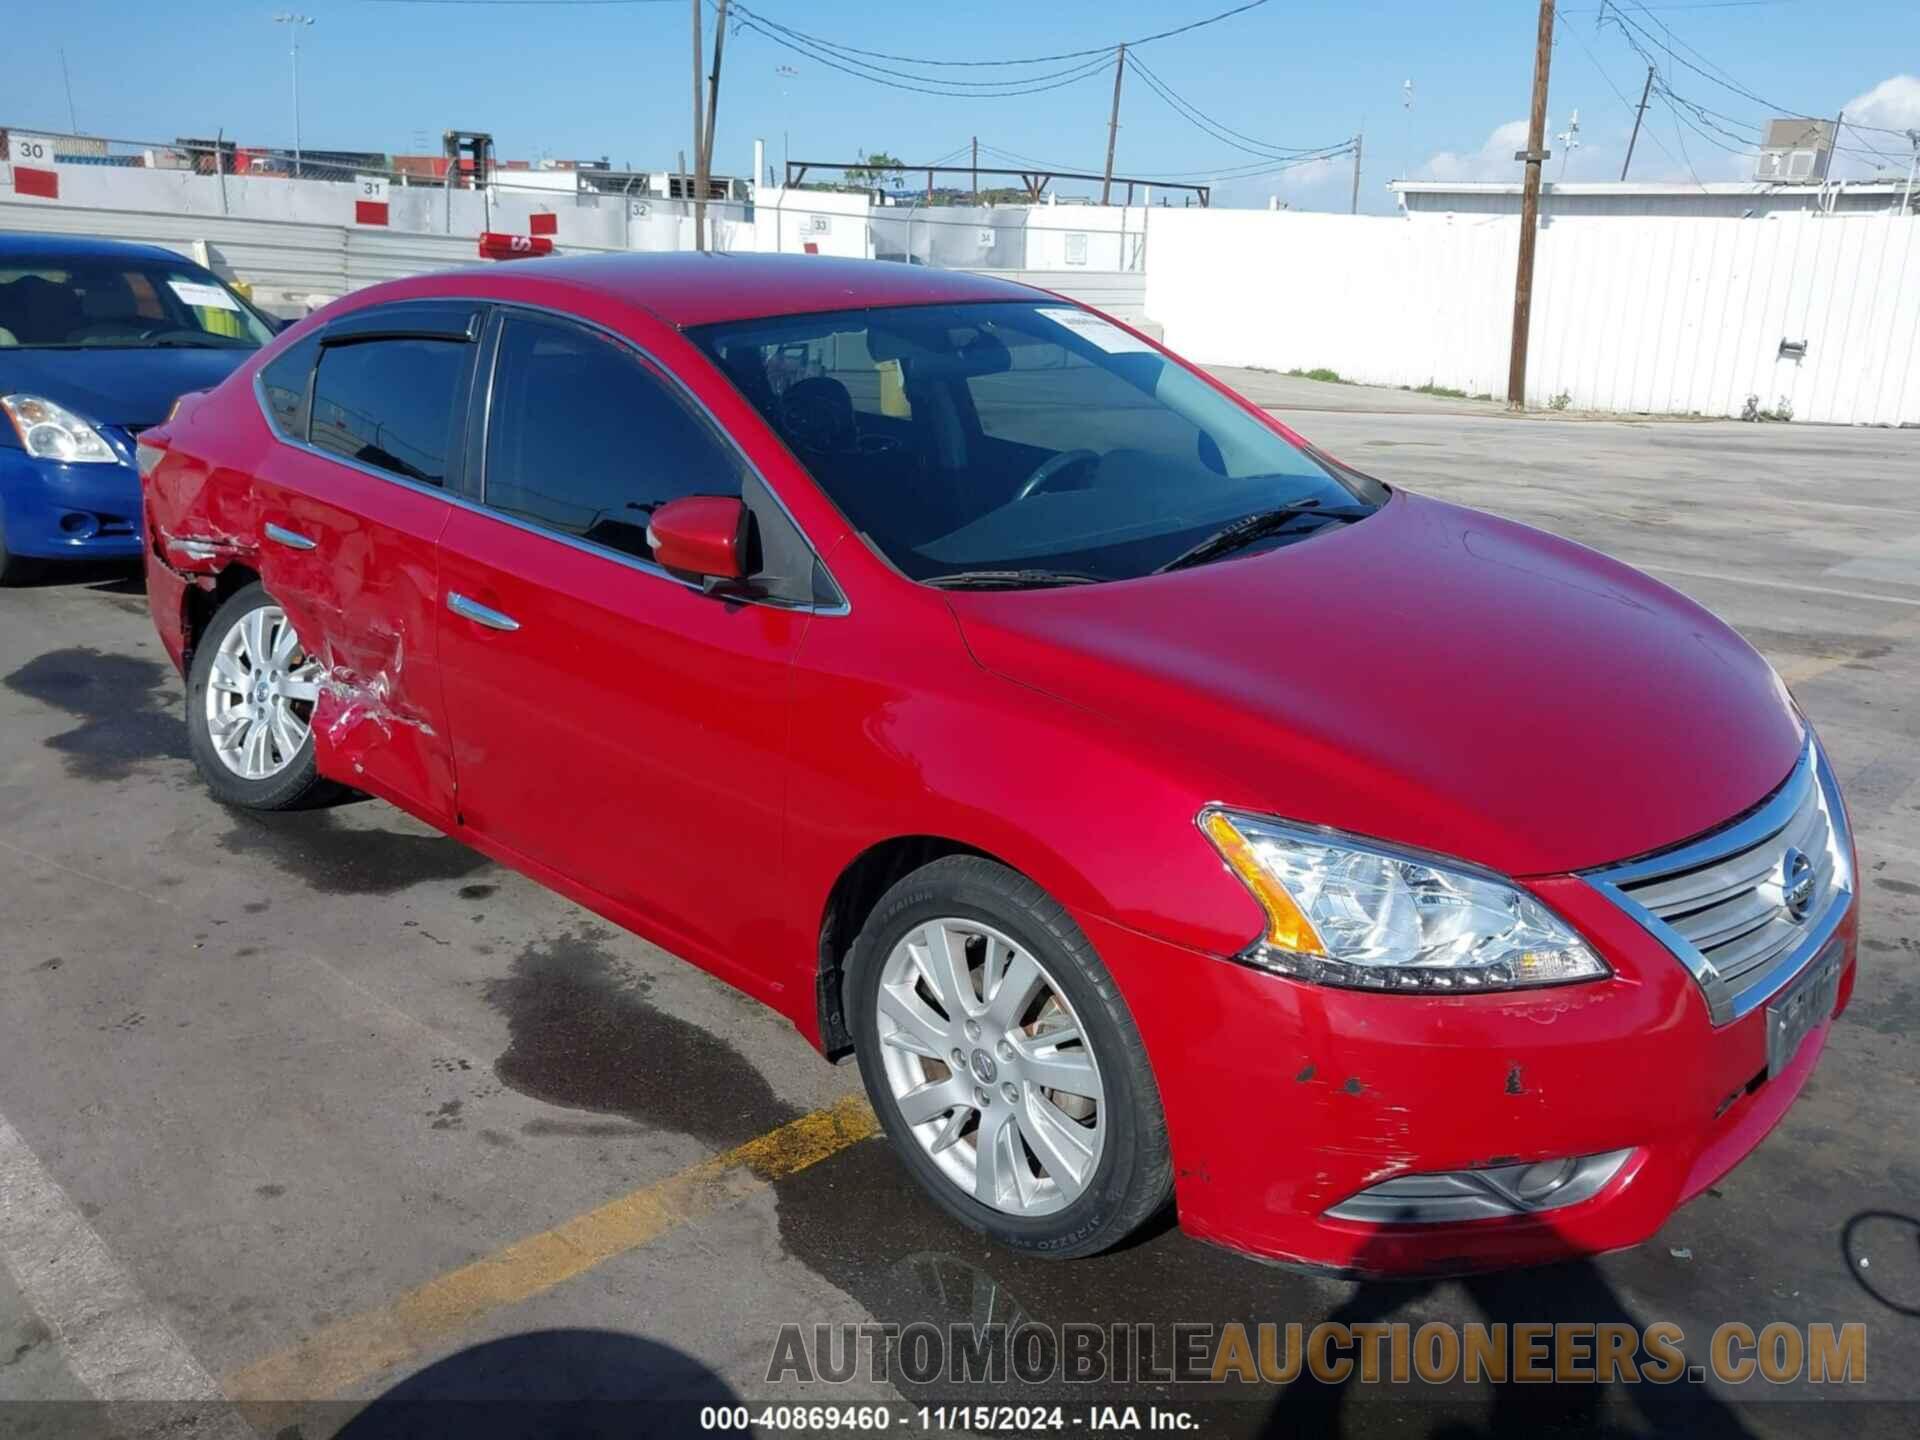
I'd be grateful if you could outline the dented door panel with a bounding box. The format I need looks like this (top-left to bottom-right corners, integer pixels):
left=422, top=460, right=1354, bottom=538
left=250, top=444, right=459, bottom=823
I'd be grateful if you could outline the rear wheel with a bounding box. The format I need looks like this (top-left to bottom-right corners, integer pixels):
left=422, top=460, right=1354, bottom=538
left=185, top=582, right=331, bottom=810
left=848, top=855, right=1172, bottom=1258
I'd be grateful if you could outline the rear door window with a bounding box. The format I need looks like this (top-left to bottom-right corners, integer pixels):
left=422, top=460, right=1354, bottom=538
left=310, top=337, right=472, bottom=486
left=260, top=333, right=321, bottom=440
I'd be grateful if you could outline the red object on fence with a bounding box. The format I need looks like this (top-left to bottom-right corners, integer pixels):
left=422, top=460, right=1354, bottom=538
left=13, top=167, right=58, bottom=200
left=477, top=232, right=555, bottom=262
left=528, top=211, right=558, bottom=236
left=355, top=200, right=390, bottom=226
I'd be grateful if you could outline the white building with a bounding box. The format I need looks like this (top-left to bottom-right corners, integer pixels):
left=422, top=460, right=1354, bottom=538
left=1390, top=179, right=1919, bottom=221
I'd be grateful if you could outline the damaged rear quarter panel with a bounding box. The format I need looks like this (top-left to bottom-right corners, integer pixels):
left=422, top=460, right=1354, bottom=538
left=146, top=377, right=459, bottom=824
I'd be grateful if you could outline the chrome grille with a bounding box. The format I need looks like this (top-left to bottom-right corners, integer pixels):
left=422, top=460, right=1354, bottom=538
left=1586, top=739, right=1853, bottom=1026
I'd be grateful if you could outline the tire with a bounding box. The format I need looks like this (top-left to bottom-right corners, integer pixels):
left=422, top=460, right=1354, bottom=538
left=848, top=855, right=1173, bottom=1259
left=184, top=581, right=332, bottom=811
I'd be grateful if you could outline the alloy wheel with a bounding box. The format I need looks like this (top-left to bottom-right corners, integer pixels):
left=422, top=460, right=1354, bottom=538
left=204, top=605, right=322, bottom=781
left=875, top=917, right=1106, bottom=1217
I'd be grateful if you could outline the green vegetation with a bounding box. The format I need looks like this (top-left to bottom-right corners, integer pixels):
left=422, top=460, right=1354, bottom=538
left=843, top=151, right=906, bottom=190
left=1285, top=367, right=1349, bottom=384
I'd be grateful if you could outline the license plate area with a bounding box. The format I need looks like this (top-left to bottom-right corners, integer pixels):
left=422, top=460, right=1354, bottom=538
left=1765, top=940, right=1844, bottom=1080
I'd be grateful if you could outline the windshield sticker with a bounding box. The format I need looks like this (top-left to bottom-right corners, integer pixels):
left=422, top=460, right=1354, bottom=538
left=1040, top=306, right=1157, bottom=355
left=168, top=279, right=241, bottom=312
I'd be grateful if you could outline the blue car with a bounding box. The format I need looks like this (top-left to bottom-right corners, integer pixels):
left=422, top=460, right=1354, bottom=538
left=0, top=235, right=276, bottom=583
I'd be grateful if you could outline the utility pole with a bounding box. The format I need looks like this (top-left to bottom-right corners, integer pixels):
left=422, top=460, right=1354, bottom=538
left=1620, top=65, right=1653, bottom=180
left=972, top=136, right=979, bottom=206
left=1101, top=44, right=1126, bottom=206
left=273, top=13, right=315, bottom=180
left=691, top=0, right=706, bottom=251
left=1350, top=132, right=1363, bottom=214
left=1506, top=0, right=1555, bottom=411
left=702, top=0, right=731, bottom=219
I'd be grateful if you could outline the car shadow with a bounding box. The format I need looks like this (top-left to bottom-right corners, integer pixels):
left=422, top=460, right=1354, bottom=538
left=328, top=1328, right=742, bottom=1440
left=1255, top=1248, right=1758, bottom=1438
left=3, top=558, right=145, bottom=591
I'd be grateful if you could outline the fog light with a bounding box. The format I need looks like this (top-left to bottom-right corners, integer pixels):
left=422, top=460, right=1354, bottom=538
left=59, top=512, right=98, bottom=538
left=1514, top=1157, right=1578, bottom=1202
left=1325, top=1148, right=1635, bottom=1225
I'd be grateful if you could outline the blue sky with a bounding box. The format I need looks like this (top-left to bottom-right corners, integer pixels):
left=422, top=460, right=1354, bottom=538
left=8, top=1, right=1918, bottom=212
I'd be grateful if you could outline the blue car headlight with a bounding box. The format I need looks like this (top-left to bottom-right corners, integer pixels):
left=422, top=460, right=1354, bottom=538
left=1, top=394, right=119, bottom=464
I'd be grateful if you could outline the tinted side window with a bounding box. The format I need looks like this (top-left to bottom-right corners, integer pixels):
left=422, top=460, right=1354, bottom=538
left=310, top=338, right=469, bottom=485
left=260, top=333, right=321, bottom=440
left=484, top=315, right=744, bottom=560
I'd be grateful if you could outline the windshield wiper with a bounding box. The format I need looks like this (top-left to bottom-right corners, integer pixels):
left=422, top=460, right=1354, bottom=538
left=1154, top=500, right=1372, bottom=574
left=924, top=568, right=1104, bottom=591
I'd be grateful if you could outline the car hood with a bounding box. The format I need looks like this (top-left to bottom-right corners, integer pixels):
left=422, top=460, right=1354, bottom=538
left=0, top=347, right=254, bottom=430
left=946, top=490, right=1803, bottom=877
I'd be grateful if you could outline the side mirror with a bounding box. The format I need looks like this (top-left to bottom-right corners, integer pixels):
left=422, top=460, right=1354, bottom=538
left=648, top=495, right=750, bottom=590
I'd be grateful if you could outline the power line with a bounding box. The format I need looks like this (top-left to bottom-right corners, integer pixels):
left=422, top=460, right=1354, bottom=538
left=724, top=0, right=1272, bottom=69
left=725, top=14, right=1119, bottom=98
left=1124, top=50, right=1351, bottom=161
left=1601, top=2, right=1912, bottom=141
left=1553, top=7, right=1699, bottom=185
left=971, top=139, right=1348, bottom=188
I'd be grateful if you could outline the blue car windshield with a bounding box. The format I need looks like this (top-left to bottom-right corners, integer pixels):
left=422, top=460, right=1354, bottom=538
left=691, top=301, right=1383, bottom=586
left=0, top=258, right=272, bottom=351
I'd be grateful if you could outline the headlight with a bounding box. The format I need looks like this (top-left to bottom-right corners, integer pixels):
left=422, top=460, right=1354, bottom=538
left=0, top=394, right=119, bottom=464
left=1199, top=809, right=1609, bottom=991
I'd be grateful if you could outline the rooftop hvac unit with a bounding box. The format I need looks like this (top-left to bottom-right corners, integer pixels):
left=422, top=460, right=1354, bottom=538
left=1754, top=118, right=1834, bottom=184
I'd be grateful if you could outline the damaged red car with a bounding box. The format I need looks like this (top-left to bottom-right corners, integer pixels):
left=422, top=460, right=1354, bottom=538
left=138, top=255, right=1859, bottom=1274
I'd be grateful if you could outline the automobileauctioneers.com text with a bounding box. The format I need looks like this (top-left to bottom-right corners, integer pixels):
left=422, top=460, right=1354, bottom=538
left=764, top=1318, right=1867, bottom=1389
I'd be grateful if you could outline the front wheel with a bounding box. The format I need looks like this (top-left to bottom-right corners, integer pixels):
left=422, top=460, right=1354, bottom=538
left=185, top=582, right=331, bottom=810
left=848, top=856, right=1173, bottom=1258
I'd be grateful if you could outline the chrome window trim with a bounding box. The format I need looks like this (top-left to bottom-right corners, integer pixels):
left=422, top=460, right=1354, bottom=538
left=248, top=300, right=849, bottom=618
left=1583, top=735, right=1853, bottom=1026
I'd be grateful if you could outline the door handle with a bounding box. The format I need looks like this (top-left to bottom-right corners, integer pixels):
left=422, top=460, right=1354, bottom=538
left=264, top=521, right=317, bottom=551
left=448, top=592, right=520, bottom=633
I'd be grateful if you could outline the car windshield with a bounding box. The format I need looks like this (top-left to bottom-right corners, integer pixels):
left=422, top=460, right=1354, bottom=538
left=0, top=259, right=273, bottom=351
left=691, top=301, right=1383, bottom=585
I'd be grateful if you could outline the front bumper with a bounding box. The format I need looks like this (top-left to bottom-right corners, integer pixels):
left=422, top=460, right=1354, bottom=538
left=1075, top=872, right=1859, bottom=1277
left=0, top=447, right=145, bottom=560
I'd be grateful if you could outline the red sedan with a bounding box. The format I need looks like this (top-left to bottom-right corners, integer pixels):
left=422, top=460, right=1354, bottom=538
left=137, top=255, right=1859, bottom=1274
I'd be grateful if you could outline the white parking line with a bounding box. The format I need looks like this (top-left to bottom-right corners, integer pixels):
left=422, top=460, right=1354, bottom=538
left=1634, top=564, right=1920, bottom=609
left=0, top=1107, right=249, bottom=1434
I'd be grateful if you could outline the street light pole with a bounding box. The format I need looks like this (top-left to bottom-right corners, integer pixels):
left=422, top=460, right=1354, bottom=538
left=274, top=13, right=315, bottom=180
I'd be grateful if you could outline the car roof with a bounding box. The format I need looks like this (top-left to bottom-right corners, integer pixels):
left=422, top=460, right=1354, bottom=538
left=0, top=232, right=206, bottom=268
left=439, top=252, right=1055, bottom=328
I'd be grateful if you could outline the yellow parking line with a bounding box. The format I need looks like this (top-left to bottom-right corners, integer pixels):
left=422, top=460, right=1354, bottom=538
left=223, top=1095, right=878, bottom=1404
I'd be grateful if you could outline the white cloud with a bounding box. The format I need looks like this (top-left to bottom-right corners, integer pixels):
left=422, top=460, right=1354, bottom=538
left=1842, top=74, right=1920, bottom=134
left=1274, top=154, right=1345, bottom=192
left=1418, top=120, right=1531, bottom=182
left=1833, top=75, right=1920, bottom=177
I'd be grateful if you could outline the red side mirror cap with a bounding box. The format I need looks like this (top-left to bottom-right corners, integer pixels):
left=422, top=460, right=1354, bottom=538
left=648, top=496, right=749, bottom=586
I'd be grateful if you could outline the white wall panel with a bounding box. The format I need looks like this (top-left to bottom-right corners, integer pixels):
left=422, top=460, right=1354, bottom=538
left=1145, top=208, right=1920, bottom=425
